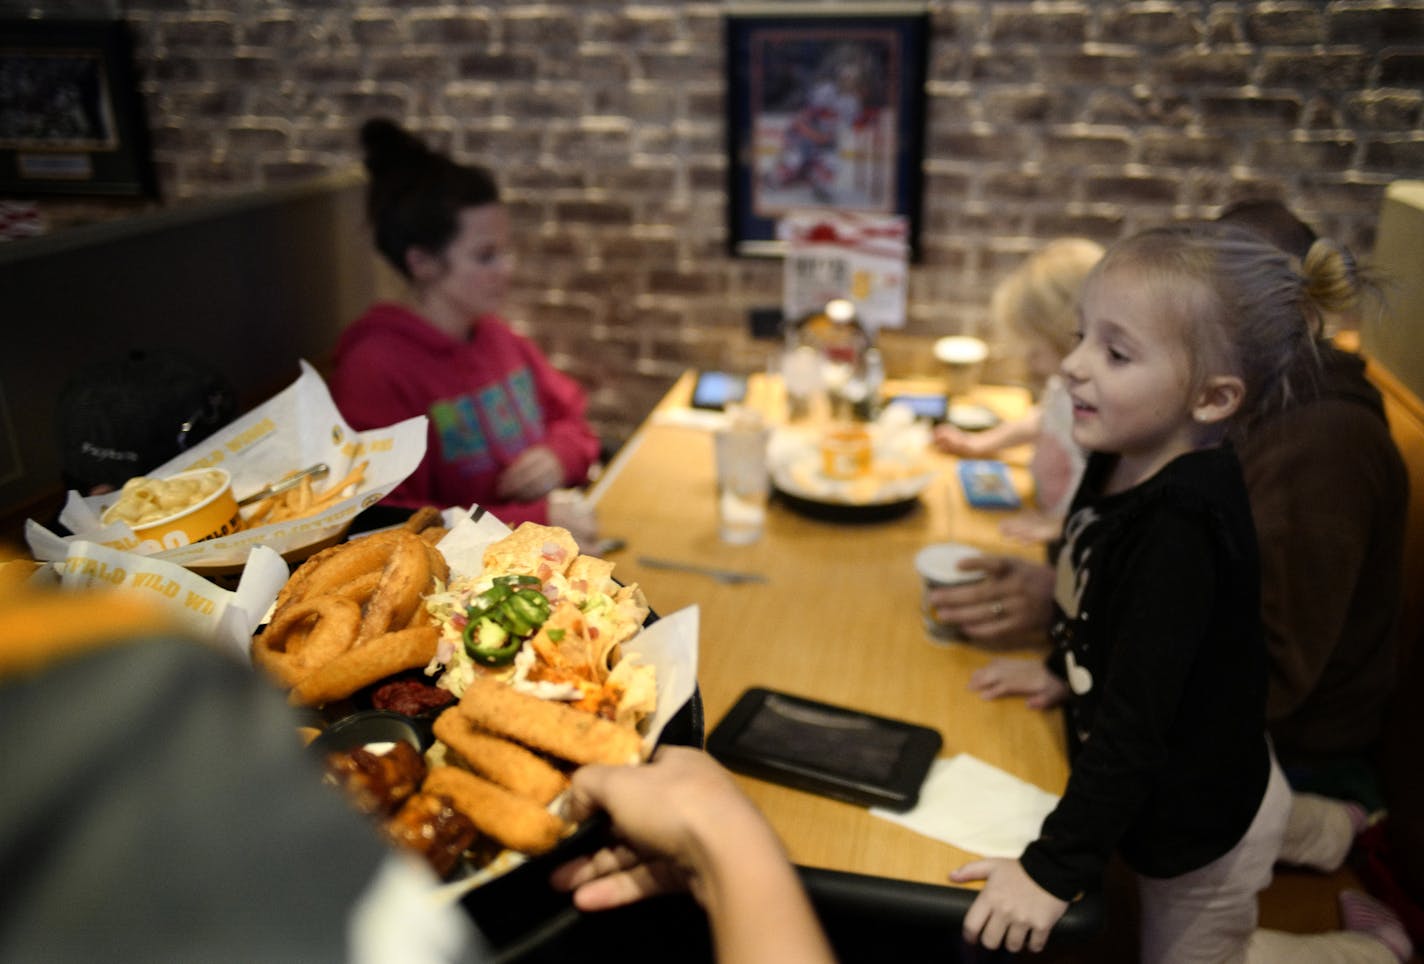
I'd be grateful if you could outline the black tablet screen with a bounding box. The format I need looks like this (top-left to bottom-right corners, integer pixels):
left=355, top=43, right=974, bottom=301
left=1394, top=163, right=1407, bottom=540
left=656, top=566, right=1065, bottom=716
left=732, top=692, right=909, bottom=785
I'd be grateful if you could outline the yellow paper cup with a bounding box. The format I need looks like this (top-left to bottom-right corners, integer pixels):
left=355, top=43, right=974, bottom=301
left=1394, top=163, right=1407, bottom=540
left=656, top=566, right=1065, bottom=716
left=820, top=426, right=872, bottom=480
left=103, top=468, right=242, bottom=552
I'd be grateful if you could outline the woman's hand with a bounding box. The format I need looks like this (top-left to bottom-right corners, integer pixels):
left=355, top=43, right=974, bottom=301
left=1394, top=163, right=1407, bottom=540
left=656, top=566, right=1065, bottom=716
left=550, top=746, right=770, bottom=910
left=968, top=658, right=1068, bottom=709
left=552, top=748, right=836, bottom=963
left=924, top=555, right=1055, bottom=643
left=951, top=858, right=1069, bottom=954
left=496, top=445, right=564, bottom=501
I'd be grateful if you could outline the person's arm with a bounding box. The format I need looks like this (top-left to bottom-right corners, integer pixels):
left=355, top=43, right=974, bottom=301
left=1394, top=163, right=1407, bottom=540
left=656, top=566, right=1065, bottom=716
left=934, top=408, right=1042, bottom=458
left=551, top=747, right=834, bottom=964
left=519, top=337, right=601, bottom=487
left=329, top=335, right=444, bottom=510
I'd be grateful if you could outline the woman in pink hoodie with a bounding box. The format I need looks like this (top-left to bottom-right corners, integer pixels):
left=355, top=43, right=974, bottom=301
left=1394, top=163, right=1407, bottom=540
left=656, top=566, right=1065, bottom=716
left=332, top=119, right=600, bottom=541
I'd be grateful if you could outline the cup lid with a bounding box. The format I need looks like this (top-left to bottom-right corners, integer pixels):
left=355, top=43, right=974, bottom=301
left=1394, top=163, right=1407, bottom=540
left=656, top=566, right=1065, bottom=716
left=914, top=542, right=985, bottom=584
left=933, top=336, right=988, bottom=364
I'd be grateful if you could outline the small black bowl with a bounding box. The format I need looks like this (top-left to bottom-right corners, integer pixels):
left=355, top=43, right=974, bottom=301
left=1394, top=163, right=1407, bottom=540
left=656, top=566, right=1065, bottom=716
left=308, top=709, right=426, bottom=757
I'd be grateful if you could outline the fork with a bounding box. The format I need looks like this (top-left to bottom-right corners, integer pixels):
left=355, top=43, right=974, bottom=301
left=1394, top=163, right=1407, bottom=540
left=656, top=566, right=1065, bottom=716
left=636, top=556, right=768, bottom=585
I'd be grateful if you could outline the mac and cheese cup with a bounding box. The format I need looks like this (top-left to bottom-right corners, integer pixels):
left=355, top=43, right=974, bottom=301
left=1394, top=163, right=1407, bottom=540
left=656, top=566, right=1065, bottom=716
left=101, top=468, right=242, bottom=551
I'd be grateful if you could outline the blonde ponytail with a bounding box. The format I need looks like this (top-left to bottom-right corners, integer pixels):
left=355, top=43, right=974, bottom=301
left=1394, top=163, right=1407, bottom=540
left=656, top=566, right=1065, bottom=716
left=1301, top=239, right=1360, bottom=320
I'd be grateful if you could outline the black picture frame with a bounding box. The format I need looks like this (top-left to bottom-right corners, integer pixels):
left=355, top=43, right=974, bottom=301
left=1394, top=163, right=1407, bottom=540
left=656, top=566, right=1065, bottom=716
left=725, top=3, right=928, bottom=259
left=0, top=19, right=157, bottom=198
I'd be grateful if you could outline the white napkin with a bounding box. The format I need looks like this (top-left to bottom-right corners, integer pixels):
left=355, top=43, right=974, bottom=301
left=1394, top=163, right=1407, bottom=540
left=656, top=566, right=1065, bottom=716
left=871, top=753, right=1061, bottom=858
left=650, top=406, right=731, bottom=431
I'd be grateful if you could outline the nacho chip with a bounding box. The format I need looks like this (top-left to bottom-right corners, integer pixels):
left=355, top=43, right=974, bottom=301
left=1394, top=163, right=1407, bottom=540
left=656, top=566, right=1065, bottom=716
left=481, top=523, right=579, bottom=580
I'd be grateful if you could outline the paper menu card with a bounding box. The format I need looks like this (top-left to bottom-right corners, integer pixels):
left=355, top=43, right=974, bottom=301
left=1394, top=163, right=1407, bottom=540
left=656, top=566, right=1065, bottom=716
left=26, top=360, right=427, bottom=569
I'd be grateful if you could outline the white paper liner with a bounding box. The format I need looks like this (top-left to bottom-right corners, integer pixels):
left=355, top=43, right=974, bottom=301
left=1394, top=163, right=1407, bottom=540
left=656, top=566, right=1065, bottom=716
left=26, top=360, right=428, bottom=569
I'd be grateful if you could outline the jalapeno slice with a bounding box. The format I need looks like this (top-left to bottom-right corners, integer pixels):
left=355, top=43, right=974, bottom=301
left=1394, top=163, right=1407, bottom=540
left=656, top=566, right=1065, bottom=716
left=460, top=576, right=553, bottom=667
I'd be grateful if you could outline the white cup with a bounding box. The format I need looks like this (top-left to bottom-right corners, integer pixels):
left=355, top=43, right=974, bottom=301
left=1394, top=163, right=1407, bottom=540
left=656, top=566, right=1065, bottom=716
left=933, top=336, right=989, bottom=396
left=914, top=542, right=985, bottom=643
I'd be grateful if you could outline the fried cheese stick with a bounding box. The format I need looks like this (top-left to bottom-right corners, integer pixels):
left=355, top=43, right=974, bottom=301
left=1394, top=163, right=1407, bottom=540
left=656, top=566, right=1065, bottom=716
left=457, top=676, right=643, bottom=767
left=423, top=765, right=568, bottom=855
left=433, top=708, right=569, bottom=805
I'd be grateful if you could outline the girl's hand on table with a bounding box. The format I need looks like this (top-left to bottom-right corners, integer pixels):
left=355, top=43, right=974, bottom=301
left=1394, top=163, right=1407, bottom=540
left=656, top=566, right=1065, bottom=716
left=951, top=858, right=1069, bottom=954
left=496, top=445, right=564, bottom=501
left=969, top=658, right=1068, bottom=709
left=925, top=555, right=1055, bottom=643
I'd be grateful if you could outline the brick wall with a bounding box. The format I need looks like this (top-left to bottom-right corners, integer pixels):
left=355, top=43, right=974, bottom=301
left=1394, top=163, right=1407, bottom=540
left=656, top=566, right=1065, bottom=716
left=6, top=0, right=1422, bottom=450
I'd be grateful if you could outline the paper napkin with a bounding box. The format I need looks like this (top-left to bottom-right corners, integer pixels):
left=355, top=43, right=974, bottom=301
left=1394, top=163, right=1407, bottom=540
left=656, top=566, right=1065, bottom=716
left=871, top=753, right=1061, bottom=858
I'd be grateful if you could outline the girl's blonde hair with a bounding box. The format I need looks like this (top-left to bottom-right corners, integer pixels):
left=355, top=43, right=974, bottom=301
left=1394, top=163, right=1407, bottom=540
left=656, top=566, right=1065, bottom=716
left=991, top=237, right=1105, bottom=357
left=1091, top=222, right=1359, bottom=431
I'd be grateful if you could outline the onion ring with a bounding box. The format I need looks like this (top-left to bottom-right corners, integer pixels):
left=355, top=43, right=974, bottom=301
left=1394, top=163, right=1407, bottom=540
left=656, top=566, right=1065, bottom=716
left=330, top=569, right=383, bottom=606
left=289, top=624, right=439, bottom=707
left=252, top=595, right=361, bottom=689
left=277, top=530, right=405, bottom=610
left=356, top=532, right=431, bottom=644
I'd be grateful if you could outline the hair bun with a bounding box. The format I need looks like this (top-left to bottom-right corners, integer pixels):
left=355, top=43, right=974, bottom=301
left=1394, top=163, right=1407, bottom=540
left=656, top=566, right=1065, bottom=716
left=360, top=118, right=433, bottom=178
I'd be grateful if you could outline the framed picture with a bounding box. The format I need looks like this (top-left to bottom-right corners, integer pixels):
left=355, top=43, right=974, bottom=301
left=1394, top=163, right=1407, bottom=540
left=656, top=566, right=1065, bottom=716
left=0, top=19, right=157, bottom=198
left=725, top=3, right=928, bottom=259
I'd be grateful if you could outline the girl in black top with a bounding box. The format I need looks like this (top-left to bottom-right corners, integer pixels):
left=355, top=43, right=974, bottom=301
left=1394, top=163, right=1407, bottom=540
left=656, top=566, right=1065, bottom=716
left=950, top=223, right=1396, bottom=962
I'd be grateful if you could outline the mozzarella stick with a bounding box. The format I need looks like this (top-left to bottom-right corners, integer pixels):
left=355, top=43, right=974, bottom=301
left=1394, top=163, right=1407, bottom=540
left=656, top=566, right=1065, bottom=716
left=457, top=676, right=643, bottom=766
left=433, top=709, right=569, bottom=805
left=423, top=765, right=568, bottom=855
left=288, top=625, right=438, bottom=707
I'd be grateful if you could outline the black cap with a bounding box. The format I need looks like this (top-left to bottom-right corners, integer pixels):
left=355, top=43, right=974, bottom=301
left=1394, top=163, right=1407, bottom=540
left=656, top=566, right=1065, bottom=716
left=56, top=350, right=236, bottom=493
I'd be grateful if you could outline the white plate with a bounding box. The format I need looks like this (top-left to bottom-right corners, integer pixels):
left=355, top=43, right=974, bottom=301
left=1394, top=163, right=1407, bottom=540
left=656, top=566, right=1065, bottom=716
left=767, top=426, right=936, bottom=507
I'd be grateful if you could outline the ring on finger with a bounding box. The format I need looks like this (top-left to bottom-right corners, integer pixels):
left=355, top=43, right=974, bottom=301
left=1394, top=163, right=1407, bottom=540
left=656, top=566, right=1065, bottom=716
left=990, top=600, right=1005, bottom=617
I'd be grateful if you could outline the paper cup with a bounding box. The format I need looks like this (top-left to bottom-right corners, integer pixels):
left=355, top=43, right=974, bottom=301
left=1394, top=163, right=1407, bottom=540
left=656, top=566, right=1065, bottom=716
left=933, top=336, right=988, bottom=396
left=103, top=468, right=242, bottom=552
left=914, top=542, right=985, bottom=644
left=819, top=426, right=872, bottom=480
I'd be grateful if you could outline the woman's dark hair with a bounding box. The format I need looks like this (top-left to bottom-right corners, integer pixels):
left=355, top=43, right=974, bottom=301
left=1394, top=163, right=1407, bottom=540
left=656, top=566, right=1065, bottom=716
left=360, top=118, right=500, bottom=278
left=1216, top=199, right=1318, bottom=262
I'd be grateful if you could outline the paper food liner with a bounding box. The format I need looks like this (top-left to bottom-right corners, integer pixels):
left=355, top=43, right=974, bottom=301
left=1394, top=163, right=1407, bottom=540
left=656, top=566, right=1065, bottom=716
left=26, top=360, right=427, bottom=570
left=428, top=508, right=700, bottom=903
left=36, top=540, right=289, bottom=657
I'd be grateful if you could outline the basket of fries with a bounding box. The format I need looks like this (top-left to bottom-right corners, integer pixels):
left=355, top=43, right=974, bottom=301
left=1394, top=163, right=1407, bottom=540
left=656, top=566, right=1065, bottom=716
left=25, top=361, right=428, bottom=576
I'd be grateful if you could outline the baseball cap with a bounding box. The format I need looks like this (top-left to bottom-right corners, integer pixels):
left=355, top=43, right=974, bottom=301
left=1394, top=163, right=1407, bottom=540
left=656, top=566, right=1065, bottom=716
left=56, top=350, right=236, bottom=494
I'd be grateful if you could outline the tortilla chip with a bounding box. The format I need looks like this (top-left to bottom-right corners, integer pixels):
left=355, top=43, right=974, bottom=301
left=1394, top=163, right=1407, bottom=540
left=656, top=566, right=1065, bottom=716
left=481, top=523, right=578, bottom=579
left=566, top=554, right=616, bottom=593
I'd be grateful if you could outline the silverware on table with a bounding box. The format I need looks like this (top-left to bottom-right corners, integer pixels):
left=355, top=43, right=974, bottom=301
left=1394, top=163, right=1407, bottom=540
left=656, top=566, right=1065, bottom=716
left=236, top=463, right=330, bottom=507
left=636, top=555, right=768, bottom=585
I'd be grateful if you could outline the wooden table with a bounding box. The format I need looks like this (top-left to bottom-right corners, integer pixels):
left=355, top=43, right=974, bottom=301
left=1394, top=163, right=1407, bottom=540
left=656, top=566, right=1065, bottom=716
left=589, top=371, right=1068, bottom=887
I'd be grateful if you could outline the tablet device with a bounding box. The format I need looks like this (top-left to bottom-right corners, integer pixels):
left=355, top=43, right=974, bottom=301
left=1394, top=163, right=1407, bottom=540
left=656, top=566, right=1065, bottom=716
left=707, top=687, right=942, bottom=811
left=888, top=392, right=949, bottom=422
left=691, top=370, right=749, bottom=410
